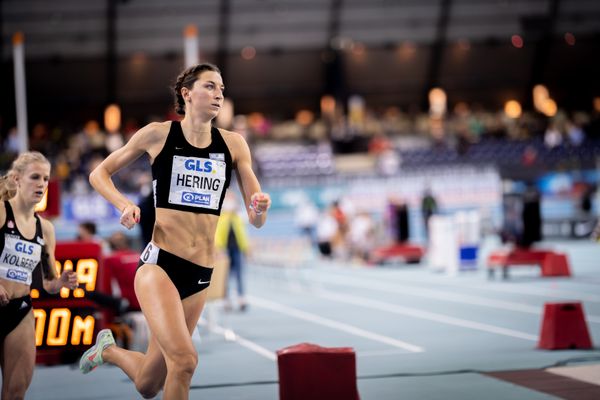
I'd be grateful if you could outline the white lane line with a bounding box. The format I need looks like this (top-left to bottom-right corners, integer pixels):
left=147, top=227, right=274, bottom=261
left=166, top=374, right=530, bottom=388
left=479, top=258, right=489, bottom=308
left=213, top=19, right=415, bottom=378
left=248, top=295, right=424, bottom=353
left=473, top=284, right=600, bottom=303
left=315, top=274, right=600, bottom=324
left=375, top=274, right=600, bottom=303
left=198, top=320, right=276, bottom=361
left=234, top=335, right=277, bottom=361
left=316, top=291, right=538, bottom=341
left=357, top=349, right=415, bottom=357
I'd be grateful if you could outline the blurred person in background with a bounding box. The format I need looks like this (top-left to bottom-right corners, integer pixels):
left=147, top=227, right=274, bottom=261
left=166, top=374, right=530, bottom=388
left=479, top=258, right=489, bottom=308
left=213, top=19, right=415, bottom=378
left=79, top=63, right=271, bottom=400
left=76, top=220, right=98, bottom=241
left=348, top=211, right=376, bottom=262
left=520, top=184, right=542, bottom=248
left=76, top=220, right=110, bottom=253
left=215, top=192, right=250, bottom=312
left=386, top=197, right=411, bottom=243
left=3, top=128, right=20, bottom=157
left=293, top=198, right=319, bottom=248
left=420, top=187, right=438, bottom=239
left=316, top=204, right=340, bottom=258
left=591, top=220, right=600, bottom=242
left=0, top=152, right=78, bottom=400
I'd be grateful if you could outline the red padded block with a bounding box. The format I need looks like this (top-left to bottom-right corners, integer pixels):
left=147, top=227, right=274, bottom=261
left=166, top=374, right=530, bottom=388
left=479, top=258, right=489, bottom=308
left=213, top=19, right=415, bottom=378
left=538, top=302, right=593, bottom=350
left=487, top=249, right=572, bottom=277
left=370, top=243, right=424, bottom=264
left=277, top=343, right=360, bottom=400
left=541, top=253, right=571, bottom=277
left=487, top=248, right=549, bottom=267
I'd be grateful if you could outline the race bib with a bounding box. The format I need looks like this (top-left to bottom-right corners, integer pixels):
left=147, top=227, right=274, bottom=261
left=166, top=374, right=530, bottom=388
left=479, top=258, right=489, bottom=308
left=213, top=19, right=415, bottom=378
left=0, top=234, right=42, bottom=285
left=140, top=242, right=159, bottom=265
left=168, top=156, right=226, bottom=210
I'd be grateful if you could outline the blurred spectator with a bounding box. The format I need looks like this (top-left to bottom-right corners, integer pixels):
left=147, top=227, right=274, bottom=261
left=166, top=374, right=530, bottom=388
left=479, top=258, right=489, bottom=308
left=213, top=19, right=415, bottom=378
left=77, top=221, right=98, bottom=241
left=4, top=127, right=20, bottom=155
left=215, top=193, right=250, bottom=312
left=70, top=120, right=107, bottom=163
left=76, top=220, right=110, bottom=253
left=29, top=123, right=51, bottom=154
left=501, top=195, right=524, bottom=245
left=294, top=199, right=319, bottom=247
left=591, top=219, right=600, bottom=242
left=368, top=132, right=392, bottom=154
left=566, top=119, right=585, bottom=147
left=316, top=205, right=339, bottom=258
left=544, top=122, right=563, bottom=149
left=387, top=197, right=410, bottom=243
left=521, top=145, right=538, bottom=166
left=420, top=188, right=438, bottom=238
left=348, top=211, right=376, bottom=262
left=105, top=130, right=125, bottom=153
left=377, top=149, right=401, bottom=176
left=331, top=200, right=349, bottom=237
left=520, top=184, right=542, bottom=248
left=108, top=231, right=134, bottom=252
left=579, top=184, right=595, bottom=216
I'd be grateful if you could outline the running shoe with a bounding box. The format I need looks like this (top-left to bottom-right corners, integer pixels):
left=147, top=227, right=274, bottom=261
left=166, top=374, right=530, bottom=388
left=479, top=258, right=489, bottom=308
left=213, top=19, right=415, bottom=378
left=79, top=329, right=115, bottom=374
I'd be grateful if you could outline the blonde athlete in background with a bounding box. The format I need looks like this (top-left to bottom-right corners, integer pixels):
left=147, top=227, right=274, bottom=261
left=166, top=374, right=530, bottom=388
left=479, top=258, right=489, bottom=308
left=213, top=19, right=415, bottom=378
left=0, top=152, right=78, bottom=400
left=79, top=63, right=271, bottom=400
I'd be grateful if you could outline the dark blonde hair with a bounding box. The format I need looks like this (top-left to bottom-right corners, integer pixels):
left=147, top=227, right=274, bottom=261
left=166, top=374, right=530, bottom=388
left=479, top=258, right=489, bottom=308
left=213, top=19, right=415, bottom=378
left=172, top=63, right=221, bottom=116
left=0, top=151, right=50, bottom=201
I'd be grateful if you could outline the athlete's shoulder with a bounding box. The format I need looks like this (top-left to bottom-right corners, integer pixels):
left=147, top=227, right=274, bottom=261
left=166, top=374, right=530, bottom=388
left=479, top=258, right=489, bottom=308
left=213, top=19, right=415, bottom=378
left=38, top=216, right=55, bottom=238
left=38, top=215, right=54, bottom=230
left=217, top=127, right=240, bottom=138
left=218, top=128, right=247, bottom=147
left=140, top=121, right=172, bottom=138
left=218, top=129, right=250, bottom=161
left=130, top=120, right=172, bottom=148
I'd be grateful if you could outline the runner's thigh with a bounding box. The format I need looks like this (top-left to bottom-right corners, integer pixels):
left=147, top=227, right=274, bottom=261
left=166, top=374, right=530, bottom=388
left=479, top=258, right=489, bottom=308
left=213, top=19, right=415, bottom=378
left=2, top=313, right=36, bottom=393
left=134, top=265, right=196, bottom=358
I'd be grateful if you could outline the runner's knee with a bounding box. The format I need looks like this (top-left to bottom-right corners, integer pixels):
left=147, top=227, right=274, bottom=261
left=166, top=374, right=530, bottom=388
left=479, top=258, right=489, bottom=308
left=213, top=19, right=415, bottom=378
left=135, top=379, right=163, bottom=399
left=134, top=365, right=166, bottom=399
left=166, top=350, right=198, bottom=379
left=4, top=376, right=30, bottom=400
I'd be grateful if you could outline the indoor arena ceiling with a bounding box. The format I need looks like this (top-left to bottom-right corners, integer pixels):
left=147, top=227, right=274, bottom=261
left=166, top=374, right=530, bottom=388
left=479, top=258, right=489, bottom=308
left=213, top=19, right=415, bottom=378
left=2, top=0, right=600, bottom=60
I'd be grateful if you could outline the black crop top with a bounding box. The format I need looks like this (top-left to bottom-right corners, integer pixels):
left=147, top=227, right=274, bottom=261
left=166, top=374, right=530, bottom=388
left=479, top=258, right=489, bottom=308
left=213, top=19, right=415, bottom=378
left=151, top=121, right=233, bottom=215
left=0, top=201, right=44, bottom=286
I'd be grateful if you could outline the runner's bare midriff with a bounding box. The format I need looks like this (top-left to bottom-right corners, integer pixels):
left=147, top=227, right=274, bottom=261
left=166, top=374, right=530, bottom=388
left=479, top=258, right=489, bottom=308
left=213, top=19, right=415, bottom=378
left=151, top=207, right=219, bottom=267
left=0, top=279, right=30, bottom=299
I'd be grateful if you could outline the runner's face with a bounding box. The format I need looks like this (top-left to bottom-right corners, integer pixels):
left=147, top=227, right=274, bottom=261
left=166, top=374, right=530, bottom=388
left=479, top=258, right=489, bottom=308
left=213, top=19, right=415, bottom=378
left=188, top=71, right=224, bottom=118
left=16, top=162, right=50, bottom=205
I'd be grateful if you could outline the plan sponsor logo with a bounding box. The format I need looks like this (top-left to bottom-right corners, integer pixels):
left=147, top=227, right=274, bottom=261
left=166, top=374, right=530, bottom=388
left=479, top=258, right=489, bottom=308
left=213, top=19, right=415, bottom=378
left=7, top=269, right=28, bottom=282
left=181, top=192, right=211, bottom=206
